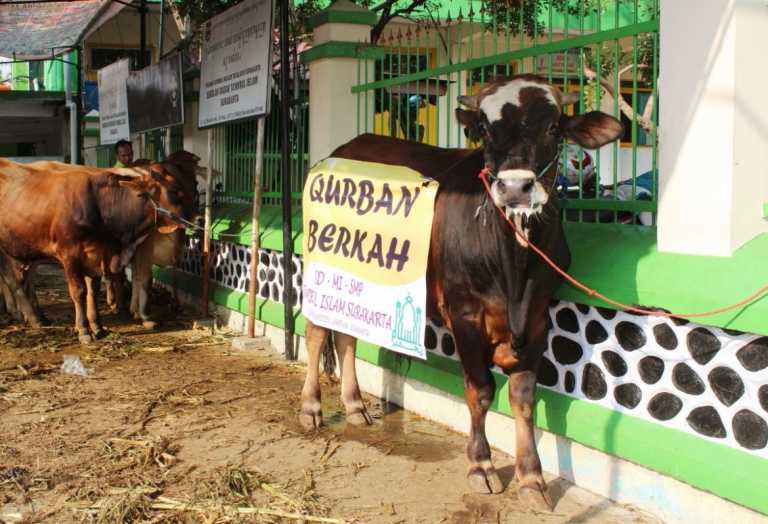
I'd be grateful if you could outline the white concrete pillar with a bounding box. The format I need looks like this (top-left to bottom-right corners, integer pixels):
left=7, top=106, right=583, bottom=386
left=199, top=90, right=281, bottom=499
left=302, top=0, right=378, bottom=165
left=658, top=0, right=768, bottom=256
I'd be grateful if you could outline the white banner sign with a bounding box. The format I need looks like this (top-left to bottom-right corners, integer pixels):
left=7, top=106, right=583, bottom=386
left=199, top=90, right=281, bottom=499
left=198, top=0, right=274, bottom=128
left=97, top=59, right=130, bottom=145
left=302, top=159, right=440, bottom=360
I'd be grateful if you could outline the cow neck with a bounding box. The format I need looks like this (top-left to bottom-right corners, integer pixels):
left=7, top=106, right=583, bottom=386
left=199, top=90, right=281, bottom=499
left=93, top=175, right=157, bottom=243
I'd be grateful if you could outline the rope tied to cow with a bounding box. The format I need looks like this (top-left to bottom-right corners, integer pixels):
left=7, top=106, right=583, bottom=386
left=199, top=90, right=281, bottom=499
left=148, top=200, right=205, bottom=232
left=477, top=169, right=768, bottom=319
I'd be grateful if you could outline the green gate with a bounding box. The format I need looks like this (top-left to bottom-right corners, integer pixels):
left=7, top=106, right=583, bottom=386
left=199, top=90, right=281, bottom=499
left=353, top=0, right=658, bottom=225
left=210, top=88, right=310, bottom=206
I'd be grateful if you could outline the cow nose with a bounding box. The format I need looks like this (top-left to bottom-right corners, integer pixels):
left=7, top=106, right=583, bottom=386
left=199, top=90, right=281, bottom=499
left=493, top=169, right=536, bottom=207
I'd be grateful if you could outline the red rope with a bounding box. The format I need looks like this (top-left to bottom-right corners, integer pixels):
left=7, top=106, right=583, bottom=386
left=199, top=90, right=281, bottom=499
left=478, top=169, right=768, bottom=319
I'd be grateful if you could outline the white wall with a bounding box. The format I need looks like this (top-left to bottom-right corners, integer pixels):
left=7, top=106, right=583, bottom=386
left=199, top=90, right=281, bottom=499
left=658, top=0, right=768, bottom=256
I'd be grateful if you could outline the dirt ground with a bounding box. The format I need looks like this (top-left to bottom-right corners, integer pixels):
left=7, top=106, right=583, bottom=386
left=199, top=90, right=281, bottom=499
left=0, top=265, right=663, bottom=524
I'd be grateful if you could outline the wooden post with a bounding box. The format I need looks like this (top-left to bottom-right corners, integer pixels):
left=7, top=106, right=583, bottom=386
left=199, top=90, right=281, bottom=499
left=279, top=0, right=295, bottom=360
left=247, top=117, right=266, bottom=338
left=201, top=129, right=214, bottom=317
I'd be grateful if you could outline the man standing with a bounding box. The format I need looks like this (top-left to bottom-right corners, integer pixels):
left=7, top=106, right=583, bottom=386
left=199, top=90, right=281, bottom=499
left=114, top=139, right=134, bottom=168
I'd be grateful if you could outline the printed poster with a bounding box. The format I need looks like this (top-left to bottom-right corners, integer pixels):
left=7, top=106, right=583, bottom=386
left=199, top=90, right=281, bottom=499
left=198, top=0, right=273, bottom=128
left=302, top=158, right=439, bottom=360
left=97, top=58, right=130, bottom=145
left=126, top=53, right=184, bottom=133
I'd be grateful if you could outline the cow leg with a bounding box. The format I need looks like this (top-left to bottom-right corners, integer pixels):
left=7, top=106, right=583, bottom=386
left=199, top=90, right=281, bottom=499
left=508, top=366, right=552, bottom=511
left=62, top=262, right=92, bottom=344
left=0, top=274, right=18, bottom=319
left=84, top=276, right=106, bottom=338
left=1, top=262, right=45, bottom=328
left=299, top=320, right=329, bottom=430
left=463, top=366, right=503, bottom=494
left=130, top=258, right=156, bottom=329
left=334, top=332, right=372, bottom=426
left=108, top=272, right=130, bottom=317
left=451, top=311, right=503, bottom=495
left=0, top=254, right=21, bottom=320
left=23, top=264, right=49, bottom=326
left=104, top=275, right=116, bottom=311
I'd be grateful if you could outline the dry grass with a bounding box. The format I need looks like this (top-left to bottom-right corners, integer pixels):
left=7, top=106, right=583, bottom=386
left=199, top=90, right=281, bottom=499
left=65, top=465, right=345, bottom=524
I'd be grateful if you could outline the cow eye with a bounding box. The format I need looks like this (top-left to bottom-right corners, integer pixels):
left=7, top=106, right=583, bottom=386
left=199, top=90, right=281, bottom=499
left=547, top=123, right=559, bottom=135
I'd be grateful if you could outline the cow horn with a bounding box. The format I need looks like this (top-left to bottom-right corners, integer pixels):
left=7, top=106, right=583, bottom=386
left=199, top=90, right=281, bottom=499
left=458, top=94, right=480, bottom=110
left=561, top=92, right=581, bottom=106
left=108, top=167, right=148, bottom=178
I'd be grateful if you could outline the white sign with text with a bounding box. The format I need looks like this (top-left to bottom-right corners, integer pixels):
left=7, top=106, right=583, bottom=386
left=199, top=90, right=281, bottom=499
left=97, top=59, right=130, bottom=145
left=198, top=0, right=274, bottom=128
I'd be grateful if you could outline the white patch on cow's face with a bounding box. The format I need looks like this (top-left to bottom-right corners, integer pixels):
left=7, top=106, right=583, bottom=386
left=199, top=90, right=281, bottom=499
left=479, top=80, right=558, bottom=123
left=497, top=169, right=534, bottom=181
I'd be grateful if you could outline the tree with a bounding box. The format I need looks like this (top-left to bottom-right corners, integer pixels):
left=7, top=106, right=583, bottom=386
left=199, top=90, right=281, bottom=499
left=175, top=0, right=440, bottom=44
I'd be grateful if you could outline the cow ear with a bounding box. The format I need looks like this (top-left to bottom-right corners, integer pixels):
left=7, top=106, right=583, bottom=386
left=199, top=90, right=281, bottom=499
left=456, top=108, right=484, bottom=142
left=560, top=111, right=624, bottom=149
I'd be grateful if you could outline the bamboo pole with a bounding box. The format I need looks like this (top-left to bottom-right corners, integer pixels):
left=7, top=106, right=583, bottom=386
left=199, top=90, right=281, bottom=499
left=247, top=117, right=266, bottom=337
left=201, top=129, right=213, bottom=317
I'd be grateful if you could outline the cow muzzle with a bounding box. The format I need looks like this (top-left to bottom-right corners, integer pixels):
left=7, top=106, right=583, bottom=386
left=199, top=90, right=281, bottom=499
left=490, top=169, right=549, bottom=217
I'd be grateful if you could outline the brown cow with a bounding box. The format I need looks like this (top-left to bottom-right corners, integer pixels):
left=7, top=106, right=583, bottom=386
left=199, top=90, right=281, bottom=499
left=0, top=159, right=186, bottom=343
left=105, top=151, right=203, bottom=327
left=299, top=75, right=623, bottom=510
left=0, top=153, right=203, bottom=330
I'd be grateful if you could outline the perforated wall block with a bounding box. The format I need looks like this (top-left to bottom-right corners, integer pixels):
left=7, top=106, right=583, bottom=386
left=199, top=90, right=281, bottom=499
left=177, top=238, right=302, bottom=308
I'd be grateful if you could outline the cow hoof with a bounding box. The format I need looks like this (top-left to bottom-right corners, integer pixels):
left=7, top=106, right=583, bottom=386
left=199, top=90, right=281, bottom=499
left=141, top=320, right=158, bottom=330
left=78, top=334, right=94, bottom=345
left=92, top=328, right=108, bottom=340
left=299, top=410, right=323, bottom=431
left=467, top=467, right=504, bottom=494
left=346, top=409, right=373, bottom=426
left=518, top=485, right=553, bottom=512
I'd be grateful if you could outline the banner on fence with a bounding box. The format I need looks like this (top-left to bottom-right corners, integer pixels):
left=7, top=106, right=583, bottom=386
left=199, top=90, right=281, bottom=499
left=198, top=0, right=273, bottom=128
left=126, top=53, right=184, bottom=134
left=97, top=59, right=130, bottom=145
left=301, top=159, right=439, bottom=360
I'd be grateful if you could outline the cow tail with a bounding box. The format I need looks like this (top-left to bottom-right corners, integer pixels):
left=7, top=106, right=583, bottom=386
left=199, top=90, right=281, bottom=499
left=321, top=334, right=337, bottom=376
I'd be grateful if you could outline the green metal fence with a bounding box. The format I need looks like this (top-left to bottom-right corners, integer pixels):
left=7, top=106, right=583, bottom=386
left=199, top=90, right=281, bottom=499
left=354, top=0, right=659, bottom=225
left=210, top=88, right=310, bottom=206
left=95, top=144, right=115, bottom=168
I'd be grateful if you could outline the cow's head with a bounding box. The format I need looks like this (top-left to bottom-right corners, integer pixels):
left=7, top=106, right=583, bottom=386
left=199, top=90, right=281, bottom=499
left=118, top=171, right=187, bottom=234
left=456, top=74, right=623, bottom=217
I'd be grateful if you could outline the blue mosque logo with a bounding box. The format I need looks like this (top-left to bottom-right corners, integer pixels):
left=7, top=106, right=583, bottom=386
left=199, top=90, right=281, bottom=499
left=392, top=294, right=423, bottom=353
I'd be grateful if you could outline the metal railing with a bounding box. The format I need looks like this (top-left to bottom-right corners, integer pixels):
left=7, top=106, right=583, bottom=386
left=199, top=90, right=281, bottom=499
left=354, top=0, right=659, bottom=225
left=210, top=90, right=310, bottom=206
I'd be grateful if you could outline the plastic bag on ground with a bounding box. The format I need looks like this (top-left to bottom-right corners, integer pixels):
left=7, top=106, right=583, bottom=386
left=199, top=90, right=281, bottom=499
left=61, top=355, right=93, bottom=376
